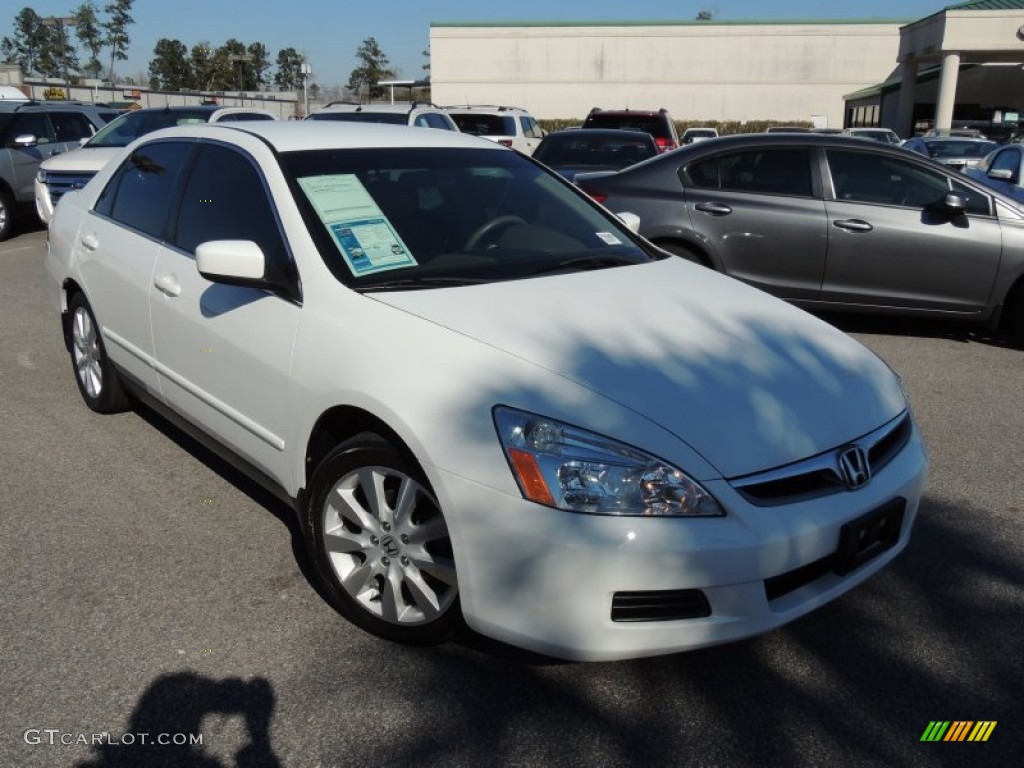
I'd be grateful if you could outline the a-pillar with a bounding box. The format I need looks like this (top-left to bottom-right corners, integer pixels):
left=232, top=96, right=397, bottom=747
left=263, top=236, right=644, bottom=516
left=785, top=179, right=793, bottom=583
left=895, top=58, right=918, bottom=138
left=934, top=51, right=961, bottom=131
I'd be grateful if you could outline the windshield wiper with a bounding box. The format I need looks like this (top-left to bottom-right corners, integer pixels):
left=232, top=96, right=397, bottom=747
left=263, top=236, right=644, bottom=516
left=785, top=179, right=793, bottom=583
left=357, top=276, right=487, bottom=293
left=527, top=255, right=644, bottom=277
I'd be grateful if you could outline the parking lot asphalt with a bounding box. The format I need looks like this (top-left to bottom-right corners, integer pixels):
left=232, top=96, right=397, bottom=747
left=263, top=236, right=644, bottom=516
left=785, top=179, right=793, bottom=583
left=1, top=222, right=1021, bottom=768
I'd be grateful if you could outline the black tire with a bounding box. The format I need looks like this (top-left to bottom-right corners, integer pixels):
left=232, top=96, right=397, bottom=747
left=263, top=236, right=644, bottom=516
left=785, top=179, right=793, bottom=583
left=306, top=432, right=461, bottom=645
left=0, top=186, right=14, bottom=241
left=66, top=293, right=131, bottom=413
left=655, top=240, right=711, bottom=267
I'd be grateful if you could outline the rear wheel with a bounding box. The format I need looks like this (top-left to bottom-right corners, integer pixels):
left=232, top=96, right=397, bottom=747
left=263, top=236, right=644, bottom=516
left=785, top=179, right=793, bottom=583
left=67, top=293, right=131, bottom=413
left=307, top=433, right=460, bottom=645
left=655, top=240, right=710, bottom=268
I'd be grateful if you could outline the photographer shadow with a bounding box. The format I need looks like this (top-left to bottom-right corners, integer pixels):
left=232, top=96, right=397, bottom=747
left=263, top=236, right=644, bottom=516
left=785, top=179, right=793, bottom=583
left=75, top=673, right=281, bottom=768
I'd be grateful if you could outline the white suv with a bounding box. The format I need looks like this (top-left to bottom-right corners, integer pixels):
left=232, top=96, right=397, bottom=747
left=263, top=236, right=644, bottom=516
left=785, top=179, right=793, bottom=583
left=35, top=105, right=275, bottom=224
left=444, top=105, right=543, bottom=155
left=306, top=102, right=458, bottom=131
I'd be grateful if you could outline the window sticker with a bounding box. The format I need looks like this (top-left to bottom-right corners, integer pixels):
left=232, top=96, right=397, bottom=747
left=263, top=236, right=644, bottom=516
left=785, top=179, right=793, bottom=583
left=595, top=231, right=622, bottom=245
left=298, top=174, right=418, bottom=276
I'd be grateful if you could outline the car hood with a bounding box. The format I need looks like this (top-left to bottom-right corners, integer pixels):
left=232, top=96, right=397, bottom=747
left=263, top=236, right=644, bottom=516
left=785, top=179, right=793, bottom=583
left=41, top=146, right=122, bottom=173
left=372, top=258, right=906, bottom=478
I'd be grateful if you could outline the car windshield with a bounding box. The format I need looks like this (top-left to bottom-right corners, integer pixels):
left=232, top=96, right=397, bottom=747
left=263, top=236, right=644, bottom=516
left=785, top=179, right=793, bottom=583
left=448, top=113, right=516, bottom=136
left=533, top=134, right=657, bottom=168
left=280, top=147, right=655, bottom=290
left=87, top=109, right=212, bottom=147
left=308, top=112, right=408, bottom=125
left=925, top=140, right=997, bottom=158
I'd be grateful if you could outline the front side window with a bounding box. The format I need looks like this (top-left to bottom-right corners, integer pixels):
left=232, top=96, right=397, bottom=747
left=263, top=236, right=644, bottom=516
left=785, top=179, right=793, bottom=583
left=281, top=147, right=656, bottom=289
left=102, top=141, right=193, bottom=238
left=685, top=148, right=813, bottom=197
left=174, top=143, right=293, bottom=289
left=3, top=113, right=51, bottom=144
left=827, top=149, right=990, bottom=215
left=990, top=149, right=1021, bottom=181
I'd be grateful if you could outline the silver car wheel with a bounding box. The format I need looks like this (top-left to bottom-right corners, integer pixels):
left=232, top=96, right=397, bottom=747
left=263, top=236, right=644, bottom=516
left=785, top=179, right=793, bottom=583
left=322, top=466, right=457, bottom=626
left=72, top=305, right=103, bottom=399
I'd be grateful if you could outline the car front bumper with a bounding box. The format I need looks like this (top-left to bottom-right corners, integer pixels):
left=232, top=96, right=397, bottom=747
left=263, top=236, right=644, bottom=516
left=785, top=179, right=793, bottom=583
left=429, top=422, right=927, bottom=661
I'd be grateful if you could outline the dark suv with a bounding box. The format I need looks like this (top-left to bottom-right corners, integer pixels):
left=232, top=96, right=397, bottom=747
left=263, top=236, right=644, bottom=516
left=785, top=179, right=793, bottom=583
left=582, top=107, right=680, bottom=153
left=0, top=101, right=116, bottom=239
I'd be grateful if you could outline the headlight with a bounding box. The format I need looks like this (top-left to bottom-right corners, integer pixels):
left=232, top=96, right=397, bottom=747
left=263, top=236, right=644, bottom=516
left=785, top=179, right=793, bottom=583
left=493, top=406, right=724, bottom=517
left=36, top=169, right=47, bottom=183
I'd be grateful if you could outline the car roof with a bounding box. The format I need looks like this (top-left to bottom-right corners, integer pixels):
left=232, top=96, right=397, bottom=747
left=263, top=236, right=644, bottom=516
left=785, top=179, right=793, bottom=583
left=0, top=100, right=110, bottom=114
left=136, top=120, right=505, bottom=153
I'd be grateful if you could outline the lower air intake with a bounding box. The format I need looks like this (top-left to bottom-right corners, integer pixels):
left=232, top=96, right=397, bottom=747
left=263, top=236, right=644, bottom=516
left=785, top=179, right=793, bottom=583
left=611, top=590, right=711, bottom=622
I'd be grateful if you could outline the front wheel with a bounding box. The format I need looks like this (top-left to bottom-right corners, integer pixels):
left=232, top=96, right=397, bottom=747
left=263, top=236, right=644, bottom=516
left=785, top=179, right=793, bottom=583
left=307, top=433, right=460, bottom=645
left=0, top=187, right=14, bottom=241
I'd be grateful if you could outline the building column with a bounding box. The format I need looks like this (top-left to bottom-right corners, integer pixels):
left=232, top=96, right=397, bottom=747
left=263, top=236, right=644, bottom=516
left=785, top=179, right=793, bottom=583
left=934, top=51, right=961, bottom=132
left=895, top=58, right=917, bottom=138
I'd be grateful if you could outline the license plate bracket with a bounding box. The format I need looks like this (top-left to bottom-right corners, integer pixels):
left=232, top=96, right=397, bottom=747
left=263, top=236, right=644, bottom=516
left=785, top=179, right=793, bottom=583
left=834, top=499, right=905, bottom=576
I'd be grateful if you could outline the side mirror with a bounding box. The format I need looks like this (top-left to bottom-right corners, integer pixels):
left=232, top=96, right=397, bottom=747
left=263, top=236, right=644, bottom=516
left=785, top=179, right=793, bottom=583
left=943, top=193, right=967, bottom=214
left=615, top=211, right=641, bottom=233
left=196, top=240, right=268, bottom=288
left=988, top=169, right=1014, bottom=181
left=12, top=133, right=38, bottom=148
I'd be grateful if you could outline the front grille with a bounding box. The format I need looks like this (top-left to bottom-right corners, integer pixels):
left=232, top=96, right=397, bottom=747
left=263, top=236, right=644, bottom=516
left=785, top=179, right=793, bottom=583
left=731, top=411, right=911, bottom=506
left=45, top=172, right=97, bottom=207
left=611, top=589, right=711, bottom=622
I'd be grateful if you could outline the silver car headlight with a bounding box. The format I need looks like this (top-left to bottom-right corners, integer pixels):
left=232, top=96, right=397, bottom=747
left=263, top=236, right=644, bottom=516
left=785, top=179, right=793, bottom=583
left=36, top=169, right=47, bottom=184
left=493, top=406, right=724, bottom=517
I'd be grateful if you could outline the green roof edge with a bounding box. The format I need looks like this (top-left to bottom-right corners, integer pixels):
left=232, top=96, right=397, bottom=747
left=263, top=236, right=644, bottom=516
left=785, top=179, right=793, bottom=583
left=430, top=19, right=914, bottom=29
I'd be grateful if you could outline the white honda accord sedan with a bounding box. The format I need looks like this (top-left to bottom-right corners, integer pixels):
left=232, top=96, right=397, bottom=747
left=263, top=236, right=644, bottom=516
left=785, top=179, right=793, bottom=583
left=46, top=121, right=927, bottom=661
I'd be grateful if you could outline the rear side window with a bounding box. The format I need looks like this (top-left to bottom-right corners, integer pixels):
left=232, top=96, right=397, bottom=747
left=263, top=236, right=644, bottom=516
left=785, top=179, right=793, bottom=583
left=686, top=148, right=813, bottom=197
left=49, top=112, right=96, bottom=142
left=102, top=141, right=193, bottom=238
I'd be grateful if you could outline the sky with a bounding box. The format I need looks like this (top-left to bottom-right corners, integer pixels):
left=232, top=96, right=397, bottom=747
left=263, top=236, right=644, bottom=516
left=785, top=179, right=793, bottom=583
left=3, top=1, right=955, bottom=87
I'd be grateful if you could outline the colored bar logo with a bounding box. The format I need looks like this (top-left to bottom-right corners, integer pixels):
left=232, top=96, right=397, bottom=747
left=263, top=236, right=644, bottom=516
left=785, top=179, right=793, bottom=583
left=920, top=721, right=996, bottom=742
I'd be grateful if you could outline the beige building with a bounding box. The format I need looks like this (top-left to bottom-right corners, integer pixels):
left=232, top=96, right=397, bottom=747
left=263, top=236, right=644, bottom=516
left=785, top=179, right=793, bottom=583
left=430, top=2, right=1024, bottom=131
left=430, top=20, right=909, bottom=126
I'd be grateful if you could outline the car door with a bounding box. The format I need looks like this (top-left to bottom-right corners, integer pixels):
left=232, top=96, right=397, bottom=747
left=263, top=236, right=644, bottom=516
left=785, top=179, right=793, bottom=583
left=149, top=141, right=301, bottom=482
left=681, top=146, right=827, bottom=300
left=1, top=112, right=62, bottom=201
left=821, top=147, right=1002, bottom=314
left=77, top=140, right=195, bottom=392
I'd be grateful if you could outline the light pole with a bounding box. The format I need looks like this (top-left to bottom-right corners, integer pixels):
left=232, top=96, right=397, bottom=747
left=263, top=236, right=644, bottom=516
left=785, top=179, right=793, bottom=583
left=41, top=16, right=77, bottom=98
left=301, top=60, right=312, bottom=118
left=227, top=53, right=254, bottom=95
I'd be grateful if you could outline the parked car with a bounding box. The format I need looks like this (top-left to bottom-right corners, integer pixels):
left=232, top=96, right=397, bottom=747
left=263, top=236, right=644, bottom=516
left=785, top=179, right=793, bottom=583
left=444, top=105, right=543, bottom=155
left=965, top=143, right=1024, bottom=202
left=46, top=121, right=925, bottom=661
left=902, top=136, right=997, bottom=171
left=532, top=128, right=658, bottom=180
left=34, top=105, right=276, bottom=225
left=682, top=127, right=719, bottom=144
left=842, top=127, right=902, bottom=145
left=574, top=133, right=1024, bottom=341
left=306, top=102, right=457, bottom=131
left=0, top=100, right=117, bottom=239
left=582, top=107, right=680, bottom=153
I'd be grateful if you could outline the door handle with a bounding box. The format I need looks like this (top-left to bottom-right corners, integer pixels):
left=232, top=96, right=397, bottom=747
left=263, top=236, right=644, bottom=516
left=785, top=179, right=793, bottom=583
left=154, top=274, right=181, bottom=298
left=80, top=233, right=99, bottom=251
left=694, top=202, right=732, bottom=216
left=833, top=219, right=873, bottom=233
